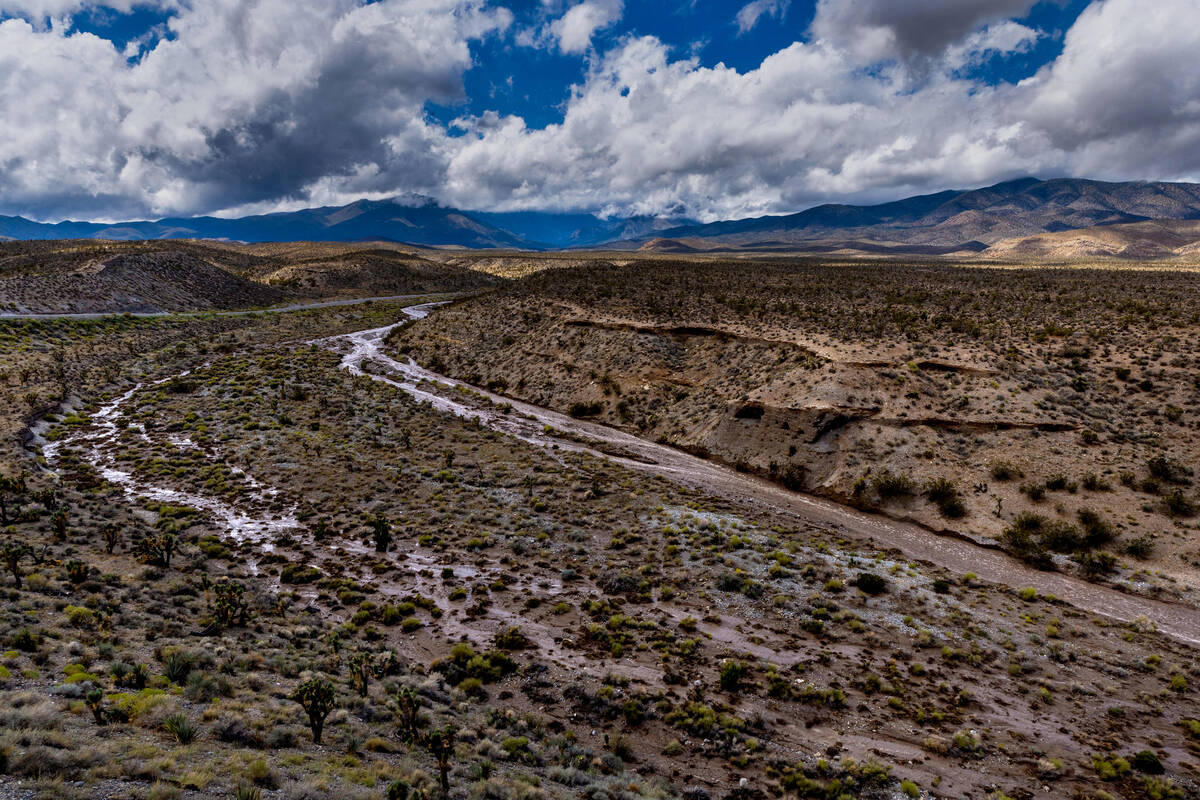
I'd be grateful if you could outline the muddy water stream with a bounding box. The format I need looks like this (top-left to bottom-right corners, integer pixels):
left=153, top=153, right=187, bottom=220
left=48, top=302, right=1200, bottom=649
left=332, top=304, right=1200, bottom=647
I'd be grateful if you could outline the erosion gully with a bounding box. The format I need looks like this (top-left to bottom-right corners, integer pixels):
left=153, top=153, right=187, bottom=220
left=49, top=301, right=1200, bottom=648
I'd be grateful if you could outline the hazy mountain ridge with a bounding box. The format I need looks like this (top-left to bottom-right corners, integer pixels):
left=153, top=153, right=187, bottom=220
left=0, top=199, right=689, bottom=250
left=644, top=178, right=1200, bottom=254
left=5, top=178, right=1200, bottom=256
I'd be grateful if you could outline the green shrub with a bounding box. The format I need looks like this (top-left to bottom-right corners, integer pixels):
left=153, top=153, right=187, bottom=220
left=719, top=660, right=744, bottom=692
left=873, top=470, right=916, bottom=499
left=494, top=626, right=531, bottom=650
left=1126, top=535, right=1155, bottom=559
left=990, top=461, right=1022, bottom=481
left=163, top=650, right=195, bottom=685
left=1163, top=489, right=1195, bottom=517
left=164, top=713, right=197, bottom=745
left=1131, top=750, right=1165, bottom=774
left=852, top=572, right=888, bottom=595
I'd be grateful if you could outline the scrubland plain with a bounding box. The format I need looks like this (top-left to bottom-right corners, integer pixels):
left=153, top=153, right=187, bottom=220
left=1, top=248, right=1199, bottom=800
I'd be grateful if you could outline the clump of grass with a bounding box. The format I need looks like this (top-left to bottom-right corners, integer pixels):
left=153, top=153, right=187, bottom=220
left=163, top=712, right=197, bottom=745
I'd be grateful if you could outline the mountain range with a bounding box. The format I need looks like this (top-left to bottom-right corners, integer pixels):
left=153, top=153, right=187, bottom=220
left=640, top=177, right=1200, bottom=256
left=5, top=177, right=1200, bottom=258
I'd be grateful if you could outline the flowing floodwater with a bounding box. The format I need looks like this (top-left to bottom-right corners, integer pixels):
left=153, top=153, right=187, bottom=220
left=47, top=301, right=1200, bottom=648
left=46, top=375, right=299, bottom=558
left=331, top=304, right=1200, bottom=647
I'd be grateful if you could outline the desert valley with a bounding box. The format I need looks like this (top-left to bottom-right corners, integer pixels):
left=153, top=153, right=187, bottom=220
left=3, top=187, right=1200, bottom=800
left=4, top=1, right=1200, bottom=798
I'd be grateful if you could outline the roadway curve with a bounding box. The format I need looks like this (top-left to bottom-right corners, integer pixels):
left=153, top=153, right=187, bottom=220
left=328, top=304, right=1200, bottom=647
left=0, top=293, right=450, bottom=321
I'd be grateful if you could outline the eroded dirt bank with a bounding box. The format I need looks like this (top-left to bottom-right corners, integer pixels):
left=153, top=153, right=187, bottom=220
left=336, top=305, right=1200, bottom=647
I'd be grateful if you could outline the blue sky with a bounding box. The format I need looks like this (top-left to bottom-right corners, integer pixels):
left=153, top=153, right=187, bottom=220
left=64, top=0, right=1092, bottom=132
left=0, top=0, right=1196, bottom=221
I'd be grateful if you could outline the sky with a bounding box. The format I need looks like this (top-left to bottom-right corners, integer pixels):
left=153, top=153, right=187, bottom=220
left=0, top=0, right=1198, bottom=223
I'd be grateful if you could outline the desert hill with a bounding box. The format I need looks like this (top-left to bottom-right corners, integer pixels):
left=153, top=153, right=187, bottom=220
left=984, top=218, right=1200, bottom=260
left=0, top=239, right=499, bottom=314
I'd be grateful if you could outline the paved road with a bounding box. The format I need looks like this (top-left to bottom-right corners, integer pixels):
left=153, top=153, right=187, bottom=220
left=0, top=293, right=448, bottom=321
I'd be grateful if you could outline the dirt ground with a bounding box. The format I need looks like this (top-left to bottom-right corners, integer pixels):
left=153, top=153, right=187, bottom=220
left=0, top=269, right=1198, bottom=800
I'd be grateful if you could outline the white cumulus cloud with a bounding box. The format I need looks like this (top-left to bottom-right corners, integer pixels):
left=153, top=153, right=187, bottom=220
left=549, top=0, right=622, bottom=54
left=3, top=0, right=1200, bottom=223
left=0, top=0, right=511, bottom=219
left=736, top=0, right=789, bottom=35
left=442, top=0, right=1200, bottom=219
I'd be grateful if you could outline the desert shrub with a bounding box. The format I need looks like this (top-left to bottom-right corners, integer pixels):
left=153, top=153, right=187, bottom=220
left=925, top=478, right=966, bottom=518
left=1078, top=551, right=1117, bottom=578
left=719, top=660, right=744, bottom=692
left=665, top=702, right=744, bottom=737
left=280, top=564, right=321, bottom=584
left=1001, top=514, right=1054, bottom=568
left=1077, top=509, right=1115, bottom=547
left=432, top=644, right=517, bottom=687
left=873, top=470, right=916, bottom=499
left=1044, top=474, right=1071, bottom=492
left=568, top=401, right=603, bottom=418
left=852, top=572, right=888, bottom=596
left=1039, top=520, right=1083, bottom=553
left=715, top=571, right=763, bottom=598
left=1163, top=489, right=1195, bottom=517
left=1131, top=750, right=1165, bottom=774
left=494, top=626, right=531, bottom=650
left=1021, top=482, right=1046, bottom=501
left=990, top=461, right=1022, bottom=481
left=1126, top=535, right=1155, bottom=559
left=1148, top=456, right=1191, bottom=485
left=11, top=628, right=38, bottom=652
left=163, top=713, right=197, bottom=745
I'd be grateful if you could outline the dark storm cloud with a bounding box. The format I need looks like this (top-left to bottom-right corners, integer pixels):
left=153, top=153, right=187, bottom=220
left=810, top=0, right=1040, bottom=61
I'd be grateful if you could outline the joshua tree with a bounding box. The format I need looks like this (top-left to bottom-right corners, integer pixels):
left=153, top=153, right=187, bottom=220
left=311, top=518, right=333, bottom=541
left=348, top=652, right=371, bottom=698
left=101, top=524, right=121, bottom=554
left=395, top=685, right=422, bottom=742
left=213, top=580, right=251, bottom=628
left=369, top=515, right=393, bottom=553
left=291, top=676, right=336, bottom=744
left=1, top=538, right=29, bottom=589
left=85, top=687, right=106, bottom=725
left=134, top=532, right=176, bottom=568
left=0, top=473, right=26, bottom=527
left=65, top=559, right=89, bottom=585
left=50, top=507, right=68, bottom=541
left=424, top=724, right=457, bottom=796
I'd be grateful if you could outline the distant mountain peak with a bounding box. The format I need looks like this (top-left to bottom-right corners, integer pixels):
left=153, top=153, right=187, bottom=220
left=4, top=177, right=1200, bottom=255
left=647, top=177, right=1200, bottom=254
